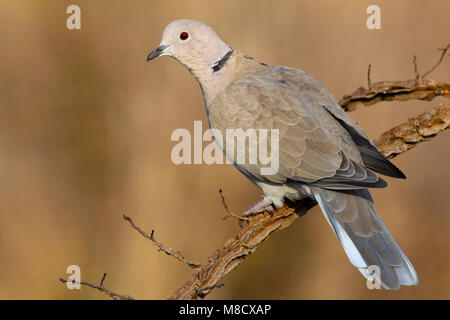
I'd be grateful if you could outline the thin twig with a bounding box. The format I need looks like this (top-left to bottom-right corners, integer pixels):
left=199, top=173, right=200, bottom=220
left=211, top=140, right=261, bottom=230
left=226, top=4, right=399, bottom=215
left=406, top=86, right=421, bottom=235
left=195, top=283, right=225, bottom=298
left=122, top=215, right=201, bottom=269
left=413, top=55, right=420, bottom=80
left=421, top=43, right=450, bottom=78
left=340, top=43, right=450, bottom=111
left=99, top=273, right=107, bottom=287
left=59, top=277, right=134, bottom=300
left=219, top=189, right=250, bottom=223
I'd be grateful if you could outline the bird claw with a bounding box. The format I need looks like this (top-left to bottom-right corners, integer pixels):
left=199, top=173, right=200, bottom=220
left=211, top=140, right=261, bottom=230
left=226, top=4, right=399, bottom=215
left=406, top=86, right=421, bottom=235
left=241, top=196, right=274, bottom=218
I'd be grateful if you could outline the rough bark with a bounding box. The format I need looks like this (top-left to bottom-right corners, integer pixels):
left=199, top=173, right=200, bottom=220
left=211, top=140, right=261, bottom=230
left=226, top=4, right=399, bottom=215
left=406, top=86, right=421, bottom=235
left=340, top=79, right=450, bottom=111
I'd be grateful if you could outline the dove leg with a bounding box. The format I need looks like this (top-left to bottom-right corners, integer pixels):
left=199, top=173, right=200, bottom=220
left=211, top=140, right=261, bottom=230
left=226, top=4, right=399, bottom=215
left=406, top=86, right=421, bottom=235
left=241, top=196, right=274, bottom=217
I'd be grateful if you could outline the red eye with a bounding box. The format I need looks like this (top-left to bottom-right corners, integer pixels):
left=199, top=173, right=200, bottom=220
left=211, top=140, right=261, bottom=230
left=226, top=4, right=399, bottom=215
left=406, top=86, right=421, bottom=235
left=179, top=32, right=189, bottom=40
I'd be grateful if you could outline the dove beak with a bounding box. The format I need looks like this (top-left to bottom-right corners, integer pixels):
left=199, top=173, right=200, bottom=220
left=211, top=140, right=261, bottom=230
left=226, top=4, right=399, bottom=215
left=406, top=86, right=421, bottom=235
left=147, top=44, right=169, bottom=62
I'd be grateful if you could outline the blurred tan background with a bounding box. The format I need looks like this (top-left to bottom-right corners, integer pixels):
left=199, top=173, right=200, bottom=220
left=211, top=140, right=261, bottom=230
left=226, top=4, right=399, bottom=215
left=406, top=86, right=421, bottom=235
left=0, top=0, right=449, bottom=299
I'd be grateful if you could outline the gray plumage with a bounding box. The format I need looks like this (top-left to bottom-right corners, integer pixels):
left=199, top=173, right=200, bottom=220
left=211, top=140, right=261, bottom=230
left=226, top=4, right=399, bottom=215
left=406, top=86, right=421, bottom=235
left=147, top=19, right=418, bottom=289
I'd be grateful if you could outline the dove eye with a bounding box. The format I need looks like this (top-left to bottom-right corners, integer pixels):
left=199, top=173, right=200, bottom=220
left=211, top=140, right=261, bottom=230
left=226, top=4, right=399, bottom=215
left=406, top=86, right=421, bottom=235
left=179, top=32, right=189, bottom=41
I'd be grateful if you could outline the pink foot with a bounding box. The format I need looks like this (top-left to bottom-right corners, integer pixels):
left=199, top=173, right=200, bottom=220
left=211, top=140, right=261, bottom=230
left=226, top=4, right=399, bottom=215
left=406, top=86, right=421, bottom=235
left=242, top=196, right=274, bottom=217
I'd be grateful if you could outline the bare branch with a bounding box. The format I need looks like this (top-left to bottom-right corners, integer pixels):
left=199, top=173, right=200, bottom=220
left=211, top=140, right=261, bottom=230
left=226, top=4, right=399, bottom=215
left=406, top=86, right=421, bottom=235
left=123, top=215, right=201, bottom=269
left=99, top=273, right=107, bottom=287
left=421, top=43, right=450, bottom=79
left=169, top=198, right=316, bottom=300
left=375, top=102, right=450, bottom=159
left=59, top=277, right=134, bottom=300
left=340, top=78, right=450, bottom=112
left=342, top=44, right=450, bottom=111
left=413, top=55, right=420, bottom=80
left=195, top=283, right=225, bottom=299
left=367, top=64, right=372, bottom=91
left=219, top=189, right=250, bottom=223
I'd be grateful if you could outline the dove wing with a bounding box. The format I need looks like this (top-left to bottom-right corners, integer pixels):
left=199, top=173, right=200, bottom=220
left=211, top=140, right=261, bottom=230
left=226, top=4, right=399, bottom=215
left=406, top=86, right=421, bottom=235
left=208, top=66, right=387, bottom=189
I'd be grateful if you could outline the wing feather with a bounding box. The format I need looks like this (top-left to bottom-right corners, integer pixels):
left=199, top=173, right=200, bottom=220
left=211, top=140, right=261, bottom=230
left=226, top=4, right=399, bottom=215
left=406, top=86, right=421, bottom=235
left=208, top=66, right=390, bottom=189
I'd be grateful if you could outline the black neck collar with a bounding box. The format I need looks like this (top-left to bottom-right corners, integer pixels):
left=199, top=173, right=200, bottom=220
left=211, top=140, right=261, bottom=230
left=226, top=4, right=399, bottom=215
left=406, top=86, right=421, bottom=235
left=212, top=48, right=234, bottom=73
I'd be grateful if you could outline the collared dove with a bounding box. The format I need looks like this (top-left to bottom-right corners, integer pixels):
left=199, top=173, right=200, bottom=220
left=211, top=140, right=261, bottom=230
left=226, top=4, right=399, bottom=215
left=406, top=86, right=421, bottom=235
left=147, top=19, right=418, bottom=290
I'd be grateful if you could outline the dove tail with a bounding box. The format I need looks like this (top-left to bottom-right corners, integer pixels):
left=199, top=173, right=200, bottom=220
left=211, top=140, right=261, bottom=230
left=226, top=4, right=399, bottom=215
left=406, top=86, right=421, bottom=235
left=310, top=187, right=418, bottom=289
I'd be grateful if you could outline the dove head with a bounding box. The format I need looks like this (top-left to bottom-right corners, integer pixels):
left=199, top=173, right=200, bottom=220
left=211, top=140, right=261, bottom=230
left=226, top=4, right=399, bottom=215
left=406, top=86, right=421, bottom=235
left=147, top=20, right=234, bottom=104
left=148, top=20, right=230, bottom=70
